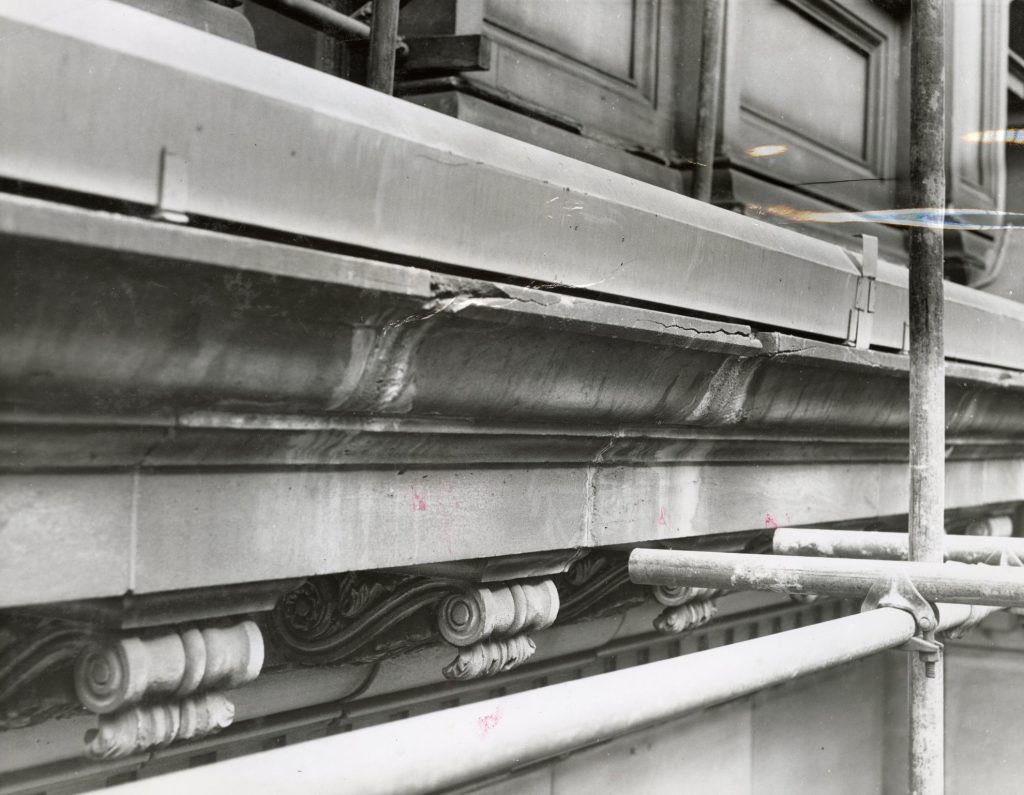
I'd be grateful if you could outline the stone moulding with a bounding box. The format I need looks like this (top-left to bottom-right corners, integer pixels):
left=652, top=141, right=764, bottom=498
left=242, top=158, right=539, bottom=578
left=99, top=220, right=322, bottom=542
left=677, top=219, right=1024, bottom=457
left=5, top=5, right=1024, bottom=369
left=6, top=196, right=1024, bottom=608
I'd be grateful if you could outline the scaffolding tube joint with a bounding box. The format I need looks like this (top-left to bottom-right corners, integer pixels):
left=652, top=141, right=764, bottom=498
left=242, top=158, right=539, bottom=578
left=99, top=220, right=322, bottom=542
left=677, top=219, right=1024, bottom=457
left=998, top=548, right=1024, bottom=568
left=860, top=573, right=940, bottom=677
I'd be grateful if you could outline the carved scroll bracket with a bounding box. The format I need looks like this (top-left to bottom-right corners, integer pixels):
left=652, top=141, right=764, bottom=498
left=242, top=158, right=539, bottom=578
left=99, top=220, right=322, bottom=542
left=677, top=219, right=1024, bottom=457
left=652, top=584, right=719, bottom=607
left=437, top=580, right=559, bottom=681
left=269, top=574, right=463, bottom=666
left=85, top=692, right=235, bottom=759
left=436, top=580, right=559, bottom=647
left=651, top=584, right=720, bottom=635
left=654, top=599, right=718, bottom=635
left=442, top=636, right=537, bottom=681
left=74, top=621, right=263, bottom=714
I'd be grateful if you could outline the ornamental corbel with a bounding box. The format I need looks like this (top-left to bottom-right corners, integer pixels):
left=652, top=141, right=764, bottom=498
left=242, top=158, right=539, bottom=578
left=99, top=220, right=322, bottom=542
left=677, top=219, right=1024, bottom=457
left=436, top=580, right=559, bottom=680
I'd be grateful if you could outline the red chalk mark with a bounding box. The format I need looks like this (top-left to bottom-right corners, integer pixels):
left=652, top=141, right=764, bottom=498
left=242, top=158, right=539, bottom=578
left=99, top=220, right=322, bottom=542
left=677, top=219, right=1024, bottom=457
left=412, top=488, right=427, bottom=512
left=764, top=513, right=778, bottom=529
left=478, top=708, right=501, bottom=736
left=657, top=506, right=668, bottom=527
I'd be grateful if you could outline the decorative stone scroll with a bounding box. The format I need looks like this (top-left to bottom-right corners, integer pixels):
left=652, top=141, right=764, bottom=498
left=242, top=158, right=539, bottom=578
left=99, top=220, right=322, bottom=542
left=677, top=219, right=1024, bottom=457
left=654, top=598, right=718, bottom=635
left=270, top=574, right=464, bottom=665
left=74, top=621, right=263, bottom=714
left=442, top=635, right=537, bottom=681
left=651, top=584, right=719, bottom=607
left=556, top=552, right=647, bottom=623
left=84, top=692, right=234, bottom=759
left=436, top=580, right=559, bottom=647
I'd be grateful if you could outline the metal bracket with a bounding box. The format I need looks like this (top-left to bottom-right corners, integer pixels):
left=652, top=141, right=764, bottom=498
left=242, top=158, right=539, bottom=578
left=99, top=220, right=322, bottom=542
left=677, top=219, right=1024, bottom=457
left=860, top=572, right=936, bottom=632
left=999, top=549, right=1024, bottom=568
left=860, top=573, right=942, bottom=676
left=945, top=551, right=1023, bottom=638
left=153, top=148, right=189, bottom=224
left=846, top=234, right=878, bottom=349
left=942, top=606, right=988, bottom=640
left=901, top=634, right=943, bottom=675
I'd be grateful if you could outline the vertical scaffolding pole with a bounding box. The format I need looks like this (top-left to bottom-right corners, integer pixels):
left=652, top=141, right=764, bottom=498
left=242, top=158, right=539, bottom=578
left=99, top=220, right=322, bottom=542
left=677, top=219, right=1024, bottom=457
left=367, top=0, right=401, bottom=94
left=908, top=1, right=946, bottom=792
left=692, top=0, right=726, bottom=203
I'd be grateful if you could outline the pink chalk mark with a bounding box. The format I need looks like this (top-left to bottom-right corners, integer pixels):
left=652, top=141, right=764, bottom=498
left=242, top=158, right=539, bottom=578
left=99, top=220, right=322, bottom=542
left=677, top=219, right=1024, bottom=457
left=657, top=506, right=668, bottom=527
left=764, top=513, right=778, bottom=529
left=478, top=708, right=501, bottom=736
left=412, top=488, right=427, bottom=512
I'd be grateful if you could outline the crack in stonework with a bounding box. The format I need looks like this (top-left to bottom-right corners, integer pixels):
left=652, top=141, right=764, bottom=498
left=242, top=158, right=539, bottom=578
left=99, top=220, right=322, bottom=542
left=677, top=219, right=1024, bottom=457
left=682, top=357, right=765, bottom=425
left=381, top=296, right=464, bottom=331
left=511, top=258, right=638, bottom=295
left=764, top=344, right=829, bottom=356
left=634, top=319, right=753, bottom=338
left=420, top=274, right=755, bottom=346
left=135, top=424, right=177, bottom=467
left=761, top=344, right=891, bottom=369
left=501, top=295, right=555, bottom=307
left=581, top=432, right=622, bottom=549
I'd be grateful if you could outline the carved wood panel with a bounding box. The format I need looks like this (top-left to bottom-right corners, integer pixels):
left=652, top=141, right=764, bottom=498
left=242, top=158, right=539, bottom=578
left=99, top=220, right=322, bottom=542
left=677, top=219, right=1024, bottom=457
left=723, top=0, right=901, bottom=211
left=487, top=0, right=645, bottom=84
left=947, top=0, right=1006, bottom=212
left=467, top=0, right=674, bottom=154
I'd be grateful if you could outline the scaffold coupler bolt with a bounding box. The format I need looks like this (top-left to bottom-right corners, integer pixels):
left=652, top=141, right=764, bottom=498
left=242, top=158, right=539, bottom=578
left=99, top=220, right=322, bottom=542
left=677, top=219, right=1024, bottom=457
left=859, top=573, right=942, bottom=677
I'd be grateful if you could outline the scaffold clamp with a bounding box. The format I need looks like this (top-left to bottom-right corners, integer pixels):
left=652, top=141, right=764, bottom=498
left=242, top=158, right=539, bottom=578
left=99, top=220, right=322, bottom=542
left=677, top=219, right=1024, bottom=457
left=859, top=573, right=942, bottom=675
left=860, top=573, right=936, bottom=632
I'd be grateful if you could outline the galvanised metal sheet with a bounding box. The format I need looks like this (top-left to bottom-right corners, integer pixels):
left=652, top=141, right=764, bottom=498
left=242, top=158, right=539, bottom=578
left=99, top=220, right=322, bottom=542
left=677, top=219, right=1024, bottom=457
left=0, top=1, right=860, bottom=342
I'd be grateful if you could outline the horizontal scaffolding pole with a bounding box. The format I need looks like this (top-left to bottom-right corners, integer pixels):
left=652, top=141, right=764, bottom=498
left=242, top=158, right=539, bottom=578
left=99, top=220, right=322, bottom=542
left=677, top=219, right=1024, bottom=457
left=108, top=608, right=938, bottom=795
left=247, top=0, right=372, bottom=40
left=629, top=549, right=1024, bottom=607
left=773, top=528, right=1024, bottom=564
